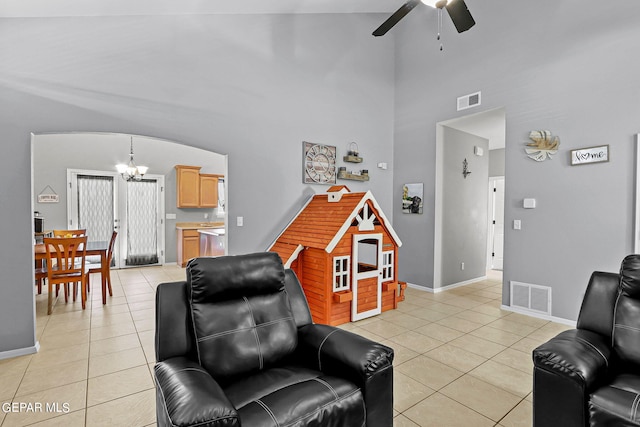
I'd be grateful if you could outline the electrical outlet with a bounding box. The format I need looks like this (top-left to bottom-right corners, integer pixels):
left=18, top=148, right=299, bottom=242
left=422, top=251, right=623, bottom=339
left=514, top=219, right=522, bottom=230
left=204, top=213, right=209, bottom=219
left=237, top=216, right=244, bottom=227
left=461, top=262, right=465, bottom=270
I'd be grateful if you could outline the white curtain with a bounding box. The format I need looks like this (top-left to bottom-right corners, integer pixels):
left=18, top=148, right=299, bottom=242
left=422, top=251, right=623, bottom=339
left=77, top=175, right=114, bottom=243
left=126, top=179, right=159, bottom=266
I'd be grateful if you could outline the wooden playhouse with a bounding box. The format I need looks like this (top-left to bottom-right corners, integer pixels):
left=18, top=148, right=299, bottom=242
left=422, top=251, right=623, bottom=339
left=268, top=186, right=404, bottom=326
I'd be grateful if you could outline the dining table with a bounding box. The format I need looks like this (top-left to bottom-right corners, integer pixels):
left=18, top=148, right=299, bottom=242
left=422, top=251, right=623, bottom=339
left=34, top=239, right=111, bottom=305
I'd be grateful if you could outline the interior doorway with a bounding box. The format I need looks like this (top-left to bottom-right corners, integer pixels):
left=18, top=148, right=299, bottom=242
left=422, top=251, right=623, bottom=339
left=434, top=107, right=506, bottom=290
left=32, top=132, right=228, bottom=267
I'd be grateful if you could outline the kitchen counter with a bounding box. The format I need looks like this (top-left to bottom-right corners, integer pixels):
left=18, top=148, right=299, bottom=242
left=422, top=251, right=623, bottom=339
left=175, top=221, right=224, bottom=230
left=197, top=228, right=225, bottom=236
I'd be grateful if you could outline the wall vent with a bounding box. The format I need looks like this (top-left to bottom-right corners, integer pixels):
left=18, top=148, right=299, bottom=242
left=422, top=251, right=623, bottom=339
left=457, top=91, right=481, bottom=111
left=510, top=281, right=551, bottom=315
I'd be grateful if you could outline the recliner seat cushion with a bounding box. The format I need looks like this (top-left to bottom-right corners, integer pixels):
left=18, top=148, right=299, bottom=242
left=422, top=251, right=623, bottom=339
left=589, top=373, right=640, bottom=427
left=188, top=254, right=298, bottom=380
left=224, top=366, right=365, bottom=427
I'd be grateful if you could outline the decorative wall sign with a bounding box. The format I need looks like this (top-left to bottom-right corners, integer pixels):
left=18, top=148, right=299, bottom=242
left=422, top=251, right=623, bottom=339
left=303, top=141, right=337, bottom=184
left=525, top=130, right=560, bottom=162
left=37, top=185, right=59, bottom=203
left=402, top=183, right=423, bottom=214
left=570, top=145, right=609, bottom=166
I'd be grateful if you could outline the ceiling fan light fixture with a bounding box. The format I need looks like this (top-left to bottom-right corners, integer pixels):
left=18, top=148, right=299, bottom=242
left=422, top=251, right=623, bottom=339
left=421, top=0, right=447, bottom=8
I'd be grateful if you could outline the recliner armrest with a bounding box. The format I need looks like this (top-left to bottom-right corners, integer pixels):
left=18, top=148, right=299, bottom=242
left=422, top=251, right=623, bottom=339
left=154, top=357, right=239, bottom=427
left=294, top=324, right=394, bottom=427
left=533, top=329, right=611, bottom=390
left=296, top=324, right=394, bottom=382
left=532, top=329, right=612, bottom=427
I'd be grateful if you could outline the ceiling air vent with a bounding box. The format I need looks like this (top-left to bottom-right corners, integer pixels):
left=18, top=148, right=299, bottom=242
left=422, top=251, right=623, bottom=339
left=457, top=91, right=481, bottom=111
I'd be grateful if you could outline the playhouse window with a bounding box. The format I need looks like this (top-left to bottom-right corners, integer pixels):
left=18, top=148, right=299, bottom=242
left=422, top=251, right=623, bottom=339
left=382, top=250, right=394, bottom=282
left=333, top=256, right=350, bottom=292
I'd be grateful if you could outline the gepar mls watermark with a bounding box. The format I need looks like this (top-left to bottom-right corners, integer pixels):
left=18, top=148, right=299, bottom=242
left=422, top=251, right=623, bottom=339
left=2, top=402, right=70, bottom=414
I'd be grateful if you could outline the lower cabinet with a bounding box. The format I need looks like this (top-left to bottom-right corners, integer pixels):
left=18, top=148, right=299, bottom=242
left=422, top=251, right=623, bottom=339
left=177, top=229, right=200, bottom=267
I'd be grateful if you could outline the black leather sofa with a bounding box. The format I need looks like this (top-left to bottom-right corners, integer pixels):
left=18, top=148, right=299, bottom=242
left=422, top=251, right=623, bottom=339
left=532, top=254, right=640, bottom=427
left=154, top=252, right=394, bottom=427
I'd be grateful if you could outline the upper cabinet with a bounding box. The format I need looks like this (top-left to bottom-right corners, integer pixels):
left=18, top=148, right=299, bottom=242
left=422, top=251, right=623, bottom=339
left=176, top=165, right=222, bottom=208
left=176, top=165, right=201, bottom=208
left=199, top=174, right=219, bottom=208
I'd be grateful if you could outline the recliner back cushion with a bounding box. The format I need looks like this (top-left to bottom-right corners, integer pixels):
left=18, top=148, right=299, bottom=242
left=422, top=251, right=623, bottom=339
left=613, top=255, right=640, bottom=367
left=188, top=254, right=298, bottom=381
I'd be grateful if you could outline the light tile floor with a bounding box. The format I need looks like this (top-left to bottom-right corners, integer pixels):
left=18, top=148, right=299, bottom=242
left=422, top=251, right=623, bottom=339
left=0, top=267, right=571, bottom=426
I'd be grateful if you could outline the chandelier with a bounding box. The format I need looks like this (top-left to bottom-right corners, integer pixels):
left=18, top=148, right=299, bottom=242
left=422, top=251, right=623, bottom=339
left=116, top=137, right=148, bottom=181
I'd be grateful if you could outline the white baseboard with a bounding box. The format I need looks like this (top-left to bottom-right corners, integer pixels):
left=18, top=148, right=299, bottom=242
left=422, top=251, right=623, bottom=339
left=0, top=341, right=40, bottom=361
left=405, top=276, right=487, bottom=294
left=500, top=304, right=576, bottom=327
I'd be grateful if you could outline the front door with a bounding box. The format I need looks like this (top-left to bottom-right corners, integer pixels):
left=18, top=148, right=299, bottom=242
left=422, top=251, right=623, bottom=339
left=352, top=234, right=383, bottom=321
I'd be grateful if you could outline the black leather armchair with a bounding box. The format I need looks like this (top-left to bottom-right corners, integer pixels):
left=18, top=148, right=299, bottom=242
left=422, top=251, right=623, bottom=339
left=532, top=254, right=640, bottom=427
left=154, top=252, right=394, bottom=427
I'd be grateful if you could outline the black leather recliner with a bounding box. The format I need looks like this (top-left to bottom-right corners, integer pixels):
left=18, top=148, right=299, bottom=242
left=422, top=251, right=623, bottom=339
left=532, top=254, right=640, bottom=427
left=154, top=252, right=394, bottom=427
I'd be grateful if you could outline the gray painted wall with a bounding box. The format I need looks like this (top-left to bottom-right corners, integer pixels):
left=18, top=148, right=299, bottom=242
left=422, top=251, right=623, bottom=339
left=393, top=0, right=640, bottom=320
left=441, top=127, right=488, bottom=286
left=489, top=149, right=505, bottom=177
left=0, top=14, right=394, bottom=354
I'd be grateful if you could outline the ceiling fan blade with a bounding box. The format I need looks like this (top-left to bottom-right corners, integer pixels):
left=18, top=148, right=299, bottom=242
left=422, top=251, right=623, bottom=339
left=445, top=0, right=475, bottom=33
left=372, top=0, right=421, bottom=37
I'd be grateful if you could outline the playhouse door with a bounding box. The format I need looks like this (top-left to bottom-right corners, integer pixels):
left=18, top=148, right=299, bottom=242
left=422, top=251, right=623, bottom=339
left=352, top=234, right=383, bottom=321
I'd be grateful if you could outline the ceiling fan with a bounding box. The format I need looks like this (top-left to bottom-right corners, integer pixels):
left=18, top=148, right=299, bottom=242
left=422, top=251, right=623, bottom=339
left=372, top=0, right=475, bottom=37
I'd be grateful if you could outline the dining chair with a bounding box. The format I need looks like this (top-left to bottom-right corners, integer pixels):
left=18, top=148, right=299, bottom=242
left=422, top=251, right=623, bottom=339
left=43, top=236, right=89, bottom=315
left=50, top=229, right=86, bottom=298
left=87, top=230, right=118, bottom=301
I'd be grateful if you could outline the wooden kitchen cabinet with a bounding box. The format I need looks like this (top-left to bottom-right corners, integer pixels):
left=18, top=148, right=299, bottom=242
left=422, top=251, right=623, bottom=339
left=177, top=229, right=200, bottom=267
left=199, top=174, right=218, bottom=208
left=175, top=165, right=201, bottom=208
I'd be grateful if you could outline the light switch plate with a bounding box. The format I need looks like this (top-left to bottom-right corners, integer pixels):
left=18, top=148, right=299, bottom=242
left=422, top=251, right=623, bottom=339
left=513, top=219, right=521, bottom=230
left=237, top=216, right=244, bottom=227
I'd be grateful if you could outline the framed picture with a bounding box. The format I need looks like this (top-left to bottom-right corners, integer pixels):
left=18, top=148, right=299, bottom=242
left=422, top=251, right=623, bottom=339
left=570, top=145, right=609, bottom=166
left=402, top=183, right=423, bottom=214
left=302, top=142, right=337, bottom=185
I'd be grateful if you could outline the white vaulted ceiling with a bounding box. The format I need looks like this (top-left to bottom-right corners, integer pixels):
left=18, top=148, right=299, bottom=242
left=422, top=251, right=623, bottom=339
left=0, top=0, right=402, bottom=17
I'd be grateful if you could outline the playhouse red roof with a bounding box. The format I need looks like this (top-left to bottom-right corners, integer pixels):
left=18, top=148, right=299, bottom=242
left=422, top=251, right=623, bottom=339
left=268, top=188, right=401, bottom=267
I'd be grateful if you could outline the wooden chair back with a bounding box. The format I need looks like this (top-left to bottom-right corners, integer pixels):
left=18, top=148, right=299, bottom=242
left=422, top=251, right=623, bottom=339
left=52, top=229, right=86, bottom=238
left=43, top=235, right=89, bottom=314
left=44, top=236, right=88, bottom=282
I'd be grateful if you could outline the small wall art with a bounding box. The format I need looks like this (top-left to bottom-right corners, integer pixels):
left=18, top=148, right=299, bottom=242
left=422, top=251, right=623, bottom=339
left=525, top=130, right=560, bottom=162
left=402, top=183, right=423, bottom=214
left=570, top=145, right=609, bottom=166
left=302, top=141, right=337, bottom=185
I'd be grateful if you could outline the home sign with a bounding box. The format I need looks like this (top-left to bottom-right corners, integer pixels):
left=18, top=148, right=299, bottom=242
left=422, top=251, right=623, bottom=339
left=570, top=145, right=609, bottom=166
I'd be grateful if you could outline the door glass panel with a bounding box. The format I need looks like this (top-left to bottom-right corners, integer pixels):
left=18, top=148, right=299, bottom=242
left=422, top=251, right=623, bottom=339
left=126, top=179, right=159, bottom=266
left=77, top=175, right=114, bottom=243
left=357, top=239, right=379, bottom=273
